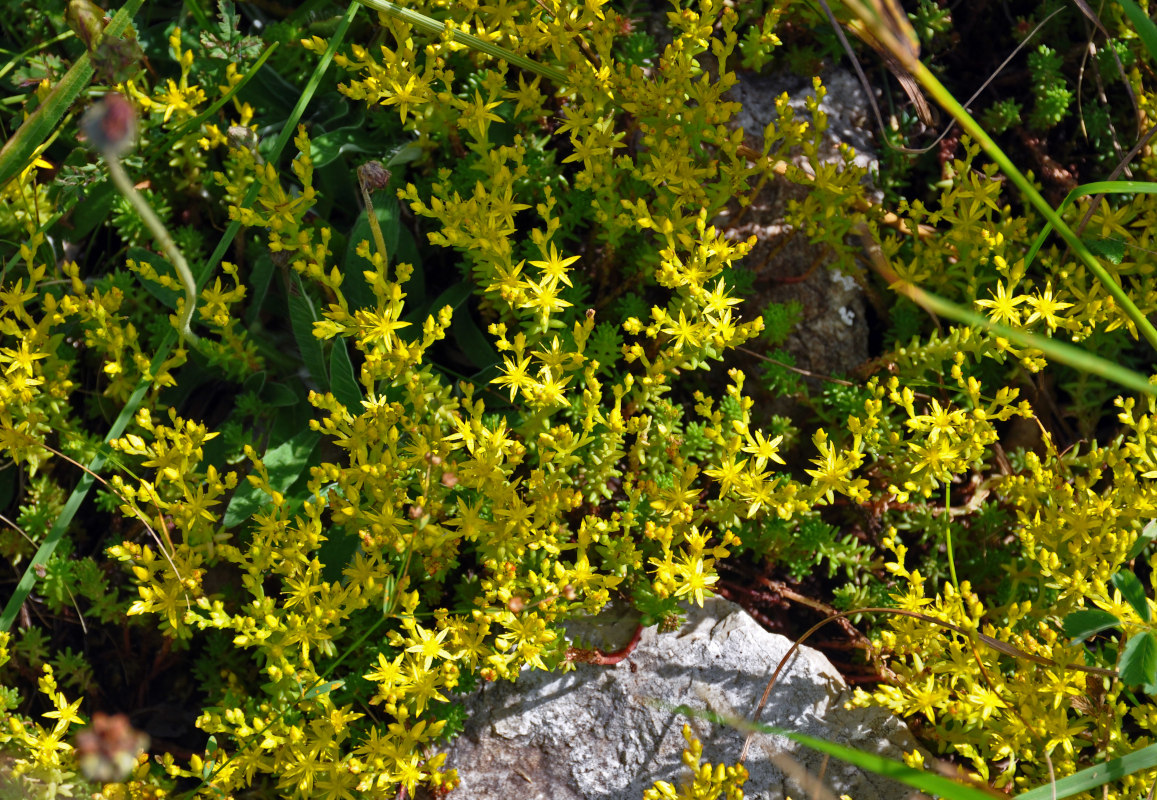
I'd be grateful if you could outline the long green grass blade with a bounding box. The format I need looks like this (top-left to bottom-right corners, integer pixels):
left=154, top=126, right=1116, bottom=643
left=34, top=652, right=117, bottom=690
left=1016, top=742, right=1157, bottom=800
left=902, top=282, right=1155, bottom=395
left=0, top=346, right=168, bottom=631
left=1024, top=180, right=1157, bottom=268
left=1117, top=0, right=1157, bottom=61
left=0, top=0, right=146, bottom=188
left=670, top=704, right=998, bottom=800
left=841, top=1, right=1157, bottom=353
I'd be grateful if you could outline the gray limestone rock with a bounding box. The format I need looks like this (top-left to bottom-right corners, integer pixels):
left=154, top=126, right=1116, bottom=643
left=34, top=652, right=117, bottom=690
left=434, top=598, right=926, bottom=800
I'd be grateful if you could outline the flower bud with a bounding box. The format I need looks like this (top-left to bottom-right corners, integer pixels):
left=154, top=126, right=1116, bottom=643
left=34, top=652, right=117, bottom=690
left=81, top=92, right=136, bottom=157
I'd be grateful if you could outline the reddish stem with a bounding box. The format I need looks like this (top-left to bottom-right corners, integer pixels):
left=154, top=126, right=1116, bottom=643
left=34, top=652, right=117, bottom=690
left=568, top=623, right=644, bottom=665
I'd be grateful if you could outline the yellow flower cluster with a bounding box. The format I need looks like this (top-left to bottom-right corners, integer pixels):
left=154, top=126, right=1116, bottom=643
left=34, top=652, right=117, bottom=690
left=643, top=724, right=748, bottom=800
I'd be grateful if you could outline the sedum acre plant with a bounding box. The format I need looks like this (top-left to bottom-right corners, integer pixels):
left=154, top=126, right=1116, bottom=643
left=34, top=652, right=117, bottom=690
left=3, top=0, right=1157, bottom=799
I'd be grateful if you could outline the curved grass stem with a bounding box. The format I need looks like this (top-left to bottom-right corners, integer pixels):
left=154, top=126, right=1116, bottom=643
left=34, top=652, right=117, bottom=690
left=105, top=154, right=199, bottom=344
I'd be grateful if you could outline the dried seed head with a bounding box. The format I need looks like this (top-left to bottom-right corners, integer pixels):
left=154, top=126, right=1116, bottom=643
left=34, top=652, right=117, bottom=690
left=227, top=125, right=259, bottom=152
left=358, top=160, right=392, bottom=192
left=75, top=712, right=149, bottom=783
left=81, top=92, right=136, bottom=157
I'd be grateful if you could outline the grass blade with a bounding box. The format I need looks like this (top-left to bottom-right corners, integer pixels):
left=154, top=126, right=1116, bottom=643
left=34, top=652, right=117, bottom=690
left=0, top=0, right=146, bottom=188
left=1024, top=180, right=1157, bottom=268
left=670, top=704, right=999, bottom=800
left=1015, top=742, right=1157, bottom=800
left=1117, top=0, right=1157, bottom=62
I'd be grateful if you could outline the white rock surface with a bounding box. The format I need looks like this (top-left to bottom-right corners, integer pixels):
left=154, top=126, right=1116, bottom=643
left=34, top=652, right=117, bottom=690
left=434, top=598, right=926, bottom=800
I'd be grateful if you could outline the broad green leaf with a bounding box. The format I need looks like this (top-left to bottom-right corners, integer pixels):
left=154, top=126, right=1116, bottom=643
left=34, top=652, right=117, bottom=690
left=242, top=370, right=267, bottom=395
left=310, top=107, right=371, bottom=168
left=1119, top=630, right=1157, bottom=686
left=260, top=381, right=300, bottom=408
left=1112, top=569, right=1150, bottom=622
left=288, top=272, right=330, bottom=388
left=223, top=429, right=319, bottom=528
left=244, top=251, right=276, bottom=327
left=1084, top=236, right=1126, bottom=265
left=1063, top=608, right=1121, bottom=641
left=62, top=178, right=115, bottom=240
left=426, top=280, right=500, bottom=371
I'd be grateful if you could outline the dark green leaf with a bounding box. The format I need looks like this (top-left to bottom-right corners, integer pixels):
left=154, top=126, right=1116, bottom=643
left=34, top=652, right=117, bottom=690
left=329, top=340, right=362, bottom=411
left=1063, top=608, right=1121, bottom=641
left=342, top=201, right=402, bottom=311
left=62, top=179, right=115, bottom=241
left=242, top=371, right=267, bottom=395
left=245, top=252, right=276, bottom=327
left=1084, top=236, right=1126, bottom=265
left=288, top=273, right=329, bottom=388
left=1120, top=630, right=1157, bottom=686
left=1112, top=569, right=1150, bottom=622
left=260, top=381, right=300, bottom=408
left=223, top=429, right=319, bottom=527
left=1127, top=519, right=1157, bottom=561
left=311, top=123, right=373, bottom=168
left=436, top=281, right=500, bottom=370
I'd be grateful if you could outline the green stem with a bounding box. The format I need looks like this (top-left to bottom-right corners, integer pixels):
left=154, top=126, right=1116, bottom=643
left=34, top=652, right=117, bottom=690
left=106, top=155, right=199, bottom=343
left=359, top=183, right=390, bottom=276
left=943, top=482, right=958, bottom=592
